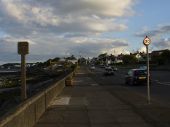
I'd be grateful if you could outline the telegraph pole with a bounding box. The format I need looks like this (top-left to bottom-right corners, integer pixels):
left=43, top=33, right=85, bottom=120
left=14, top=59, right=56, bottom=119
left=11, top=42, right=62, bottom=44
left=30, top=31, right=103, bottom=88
left=143, top=36, right=151, bottom=104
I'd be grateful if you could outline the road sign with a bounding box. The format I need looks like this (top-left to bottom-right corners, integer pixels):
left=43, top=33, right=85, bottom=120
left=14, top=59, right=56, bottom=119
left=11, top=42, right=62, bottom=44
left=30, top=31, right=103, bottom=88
left=18, top=41, right=29, bottom=100
left=143, top=36, right=151, bottom=46
left=18, top=42, right=29, bottom=55
left=143, top=36, right=151, bottom=104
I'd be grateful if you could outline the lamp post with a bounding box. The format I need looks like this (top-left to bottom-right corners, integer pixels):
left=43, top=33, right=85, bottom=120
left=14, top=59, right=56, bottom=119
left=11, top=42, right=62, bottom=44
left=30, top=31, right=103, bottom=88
left=143, top=36, right=151, bottom=104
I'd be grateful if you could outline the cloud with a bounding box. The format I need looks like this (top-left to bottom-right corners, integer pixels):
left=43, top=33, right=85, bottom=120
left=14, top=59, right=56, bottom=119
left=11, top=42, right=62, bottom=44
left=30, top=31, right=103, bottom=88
left=36, top=0, right=135, bottom=17
left=138, top=46, right=146, bottom=53
left=135, top=25, right=170, bottom=37
left=0, top=34, right=129, bottom=58
left=68, top=37, right=129, bottom=56
left=154, top=38, right=170, bottom=49
left=135, top=25, right=170, bottom=50
left=0, top=0, right=136, bottom=62
left=0, top=0, right=60, bottom=26
left=0, top=0, right=134, bottom=35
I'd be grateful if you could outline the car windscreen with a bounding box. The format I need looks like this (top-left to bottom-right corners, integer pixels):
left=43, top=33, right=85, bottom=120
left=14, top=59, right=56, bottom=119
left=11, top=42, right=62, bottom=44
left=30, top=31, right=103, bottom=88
left=134, top=70, right=146, bottom=76
left=106, top=68, right=112, bottom=71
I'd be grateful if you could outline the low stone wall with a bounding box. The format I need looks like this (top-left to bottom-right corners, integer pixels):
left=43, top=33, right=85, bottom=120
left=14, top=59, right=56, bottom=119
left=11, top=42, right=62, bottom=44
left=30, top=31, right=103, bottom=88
left=0, top=72, right=74, bottom=127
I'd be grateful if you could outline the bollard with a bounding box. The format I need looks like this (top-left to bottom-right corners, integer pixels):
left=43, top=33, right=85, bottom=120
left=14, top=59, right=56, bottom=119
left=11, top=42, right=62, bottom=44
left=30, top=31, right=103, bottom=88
left=73, top=71, right=76, bottom=77
left=65, top=76, right=73, bottom=86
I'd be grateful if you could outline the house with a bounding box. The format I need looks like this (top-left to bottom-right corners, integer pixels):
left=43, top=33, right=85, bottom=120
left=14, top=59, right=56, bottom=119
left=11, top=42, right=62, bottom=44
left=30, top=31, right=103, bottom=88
left=151, top=49, right=169, bottom=57
left=114, top=54, right=123, bottom=64
left=114, top=58, right=123, bottom=64
left=132, top=52, right=146, bottom=62
left=68, top=60, right=78, bottom=64
left=151, top=49, right=170, bottom=64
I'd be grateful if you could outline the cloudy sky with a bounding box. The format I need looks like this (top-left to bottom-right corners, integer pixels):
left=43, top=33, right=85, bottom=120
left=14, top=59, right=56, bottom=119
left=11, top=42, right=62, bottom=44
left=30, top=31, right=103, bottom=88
left=0, top=0, right=170, bottom=64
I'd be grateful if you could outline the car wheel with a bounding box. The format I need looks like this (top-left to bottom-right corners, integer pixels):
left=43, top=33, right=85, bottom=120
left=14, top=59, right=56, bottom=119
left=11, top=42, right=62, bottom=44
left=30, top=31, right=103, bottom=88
left=130, top=80, right=134, bottom=86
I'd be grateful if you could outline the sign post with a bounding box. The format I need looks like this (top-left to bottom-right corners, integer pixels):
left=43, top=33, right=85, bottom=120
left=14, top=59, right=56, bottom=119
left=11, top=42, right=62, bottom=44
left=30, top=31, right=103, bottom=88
left=18, top=42, right=29, bottom=100
left=143, top=36, right=151, bottom=104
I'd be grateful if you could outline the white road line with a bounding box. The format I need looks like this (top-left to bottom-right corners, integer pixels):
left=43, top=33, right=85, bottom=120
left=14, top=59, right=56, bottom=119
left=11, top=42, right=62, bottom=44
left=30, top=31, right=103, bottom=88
left=154, top=80, right=170, bottom=86
left=51, top=97, right=71, bottom=105
left=91, top=83, right=98, bottom=86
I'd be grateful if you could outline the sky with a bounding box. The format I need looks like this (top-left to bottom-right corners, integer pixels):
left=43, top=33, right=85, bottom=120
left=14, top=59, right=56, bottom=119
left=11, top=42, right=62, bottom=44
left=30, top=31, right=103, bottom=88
left=0, top=0, right=170, bottom=64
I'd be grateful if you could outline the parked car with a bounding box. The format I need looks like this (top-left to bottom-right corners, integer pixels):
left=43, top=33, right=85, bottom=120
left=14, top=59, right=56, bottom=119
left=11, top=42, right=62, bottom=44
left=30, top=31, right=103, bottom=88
left=90, top=66, right=95, bottom=70
left=139, top=66, right=147, bottom=70
left=105, top=66, right=112, bottom=70
left=99, top=64, right=105, bottom=68
left=125, top=69, right=148, bottom=85
left=112, top=66, right=118, bottom=71
left=104, top=68, right=114, bottom=76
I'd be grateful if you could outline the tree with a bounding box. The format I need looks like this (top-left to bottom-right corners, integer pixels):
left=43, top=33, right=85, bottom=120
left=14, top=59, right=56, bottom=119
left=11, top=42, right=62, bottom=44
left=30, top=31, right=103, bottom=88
left=66, top=55, right=77, bottom=60
left=122, top=55, right=137, bottom=64
left=98, top=53, right=107, bottom=59
left=98, top=53, right=107, bottom=63
left=46, top=59, right=52, bottom=66
left=53, top=57, right=60, bottom=62
left=109, top=54, right=116, bottom=61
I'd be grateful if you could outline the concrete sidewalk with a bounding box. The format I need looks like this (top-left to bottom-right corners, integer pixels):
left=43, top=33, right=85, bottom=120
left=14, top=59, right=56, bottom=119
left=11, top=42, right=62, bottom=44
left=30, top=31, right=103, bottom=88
left=34, top=67, right=152, bottom=127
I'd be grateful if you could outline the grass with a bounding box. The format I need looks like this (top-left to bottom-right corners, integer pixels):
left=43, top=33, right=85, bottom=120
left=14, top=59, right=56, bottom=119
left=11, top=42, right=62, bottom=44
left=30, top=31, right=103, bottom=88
left=0, top=91, right=20, bottom=100
left=0, top=91, right=21, bottom=116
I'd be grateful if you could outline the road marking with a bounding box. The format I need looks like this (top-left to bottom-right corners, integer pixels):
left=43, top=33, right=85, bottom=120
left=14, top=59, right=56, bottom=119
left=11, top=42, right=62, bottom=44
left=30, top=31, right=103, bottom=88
left=91, top=83, right=98, bottom=86
left=154, top=80, right=170, bottom=86
left=51, top=96, right=70, bottom=105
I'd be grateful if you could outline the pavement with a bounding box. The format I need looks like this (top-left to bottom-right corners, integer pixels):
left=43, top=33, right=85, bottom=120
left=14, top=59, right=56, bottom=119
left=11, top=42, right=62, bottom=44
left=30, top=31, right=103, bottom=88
left=34, top=66, right=170, bottom=127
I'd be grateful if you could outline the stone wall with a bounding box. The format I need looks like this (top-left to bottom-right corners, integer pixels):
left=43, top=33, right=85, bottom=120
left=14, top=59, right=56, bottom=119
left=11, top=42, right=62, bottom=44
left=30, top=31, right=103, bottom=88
left=0, top=72, right=74, bottom=127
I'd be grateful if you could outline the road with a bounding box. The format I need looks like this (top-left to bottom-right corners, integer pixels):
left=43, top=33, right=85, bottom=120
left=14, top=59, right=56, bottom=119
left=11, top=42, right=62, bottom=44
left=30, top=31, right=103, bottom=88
left=89, top=66, right=170, bottom=106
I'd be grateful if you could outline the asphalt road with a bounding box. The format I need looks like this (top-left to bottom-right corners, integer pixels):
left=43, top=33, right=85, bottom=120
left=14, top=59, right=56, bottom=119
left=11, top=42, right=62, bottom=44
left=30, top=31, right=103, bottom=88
left=89, top=66, right=170, bottom=106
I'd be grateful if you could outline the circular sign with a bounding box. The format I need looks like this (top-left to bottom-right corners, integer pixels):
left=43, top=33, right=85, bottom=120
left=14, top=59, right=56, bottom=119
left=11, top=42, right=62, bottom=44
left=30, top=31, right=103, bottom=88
left=143, top=36, right=151, bottom=46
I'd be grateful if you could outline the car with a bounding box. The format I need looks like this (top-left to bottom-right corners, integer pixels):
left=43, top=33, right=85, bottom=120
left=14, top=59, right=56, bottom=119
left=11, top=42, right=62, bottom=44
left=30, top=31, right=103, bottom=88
left=139, top=66, right=147, bottom=70
left=104, top=68, right=114, bottom=76
left=105, top=66, right=112, bottom=70
left=99, top=64, right=105, bottom=68
left=125, top=69, right=148, bottom=85
left=90, top=66, right=95, bottom=70
left=100, top=65, right=105, bottom=68
left=112, top=66, right=118, bottom=71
